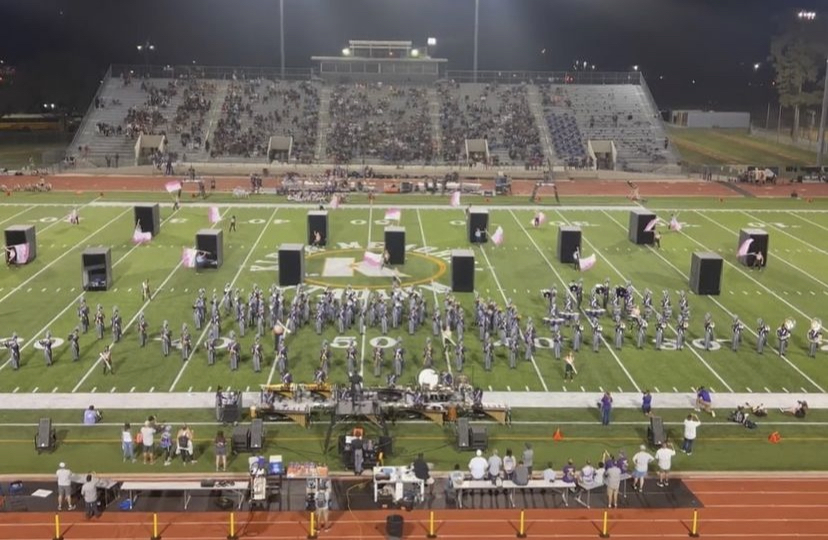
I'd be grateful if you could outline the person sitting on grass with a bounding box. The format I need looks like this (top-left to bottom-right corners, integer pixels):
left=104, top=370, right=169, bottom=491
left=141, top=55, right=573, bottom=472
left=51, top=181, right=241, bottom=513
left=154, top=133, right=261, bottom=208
left=781, top=400, right=808, bottom=418
left=83, top=405, right=102, bottom=425
left=695, top=386, right=715, bottom=417
left=746, top=402, right=768, bottom=417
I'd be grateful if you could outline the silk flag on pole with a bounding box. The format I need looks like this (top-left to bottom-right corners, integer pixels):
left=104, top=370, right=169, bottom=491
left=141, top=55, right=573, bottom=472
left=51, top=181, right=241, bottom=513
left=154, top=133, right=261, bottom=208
left=737, top=238, right=754, bottom=257
left=579, top=254, right=597, bottom=271
left=330, top=195, right=340, bottom=209
left=491, top=226, right=504, bottom=246
left=363, top=251, right=383, bottom=268
left=208, top=206, right=221, bottom=224
left=165, top=181, right=182, bottom=194
left=133, top=223, right=152, bottom=244
left=669, top=215, right=682, bottom=232
left=450, top=191, right=461, bottom=208
left=182, top=248, right=198, bottom=268
left=385, top=208, right=401, bottom=221
left=11, top=243, right=30, bottom=264
left=531, top=212, right=547, bottom=227
left=644, top=218, right=659, bottom=232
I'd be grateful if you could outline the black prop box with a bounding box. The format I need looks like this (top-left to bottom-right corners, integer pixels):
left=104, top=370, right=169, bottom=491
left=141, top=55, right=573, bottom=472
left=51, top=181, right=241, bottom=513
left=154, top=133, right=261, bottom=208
left=196, top=229, right=223, bottom=269
left=628, top=208, right=656, bottom=245
left=451, top=249, right=475, bottom=292
left=384, top=226, right=405, bottom=265
left=738, top=228, right=768, bottom=268
left=467, top=209, right=489, bottom=243
left=307, top=210, right=328, bottom=246
left=557, top=226, right=582, bottom=264
left=4, top=225, right=36, bottom=264
left=689, top=251, right=723, bottom=295
left=133, top=204, right=160, bottom=237
left=81, top=247, right=112, bottom=291
left=278, top=244, right=305, bottom=286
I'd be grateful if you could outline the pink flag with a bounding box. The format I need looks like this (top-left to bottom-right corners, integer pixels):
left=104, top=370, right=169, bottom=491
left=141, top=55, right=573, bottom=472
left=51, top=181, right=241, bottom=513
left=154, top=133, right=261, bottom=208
left=363, top=251, right=383, bottom=268
left=737, top=238, right=753, bottom=257
left=491, top=226, right=504, bottom=246
left=132, top=223, right=152, bottom=244
left=385, top=208, right=401, bottom=221
left=644, top=218, right=658, bottom=232
left=669, top=216, right=682, bottom=232
left=11, top=243, right=29, bottom=264
left=165, top=181, right=182, bottom=194
left=208, top=206, right=221, bottom=224
left=182, top=248, right=197, bottom=268
left=531, top=212, right=547, bottom=227
left=579, top=254, right=597, bottom=271
left=450, top=191, right=461, bottom=208
left=330, top=195, right=340, bottom=209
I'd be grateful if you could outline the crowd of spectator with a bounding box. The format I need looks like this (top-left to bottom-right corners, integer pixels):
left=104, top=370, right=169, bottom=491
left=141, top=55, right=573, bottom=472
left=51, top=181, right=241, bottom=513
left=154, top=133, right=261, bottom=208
left=171, top=79, right=216, bottom=152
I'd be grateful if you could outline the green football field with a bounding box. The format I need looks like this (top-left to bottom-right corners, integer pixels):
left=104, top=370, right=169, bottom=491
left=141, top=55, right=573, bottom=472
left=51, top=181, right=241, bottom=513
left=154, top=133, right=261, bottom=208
left=1, top=193, right=828, bottom=398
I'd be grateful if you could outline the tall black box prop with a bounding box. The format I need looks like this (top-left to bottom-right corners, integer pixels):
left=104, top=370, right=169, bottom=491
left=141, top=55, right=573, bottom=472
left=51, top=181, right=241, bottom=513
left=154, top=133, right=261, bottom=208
left=196, top=229, right=223, bottom=269
left=451, top=249, right=475, bottom=292
left=384, top=226, right=405, bottom=265
left=307, top=210, right=328, bottom=246
left=467, top=209, right=489, bottom=243
left=134, top=204, right=160, bottom=237
left=738, top=228, right=768, bottom=268
left=689, top=251, right=723, bottom=295
left=82, top=247, right=112, bottom=291
left=557, top=226, right=582, bottom=264
left=278, top=243, right=305, bottom=286
left=4, top=225, right=37, bottom=264
left=628, top=208, right=656, bottom=245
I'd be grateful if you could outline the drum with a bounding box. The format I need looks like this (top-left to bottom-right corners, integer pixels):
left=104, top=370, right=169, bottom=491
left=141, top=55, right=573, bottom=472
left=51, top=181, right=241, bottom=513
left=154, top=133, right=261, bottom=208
left=417, top=368, right=439, bottom=389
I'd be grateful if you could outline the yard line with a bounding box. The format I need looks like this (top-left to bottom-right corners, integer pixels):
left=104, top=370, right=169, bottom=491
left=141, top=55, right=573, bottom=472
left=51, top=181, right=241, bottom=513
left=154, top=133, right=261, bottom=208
left=602, top=211, right=825, bottom=393
left=477, top=241, right=548, bottom=391
left=0, top=206, right=34, bottom=227
left=170, top=208, right=279, bottom=391
left=509, top=210, right=641, bottom=392
left=416, top=208, right=450, bottom=375
left=789, top=212, right=828, bottom=234
left=558, top=211, right=734, bottom=392
left=359, top=206, right=374, bottom=379
left=0, top=206, right=127, bottom=306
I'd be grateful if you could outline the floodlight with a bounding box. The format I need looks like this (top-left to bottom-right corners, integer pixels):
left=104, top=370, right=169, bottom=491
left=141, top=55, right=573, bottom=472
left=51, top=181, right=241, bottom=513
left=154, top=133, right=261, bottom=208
left=633, top=65, right=640, bottom=71
left=411, top=49, right=420, bottom=58
left=342, top=48, right=351, bottom=56
left=427, top=37, right=437, bottom=46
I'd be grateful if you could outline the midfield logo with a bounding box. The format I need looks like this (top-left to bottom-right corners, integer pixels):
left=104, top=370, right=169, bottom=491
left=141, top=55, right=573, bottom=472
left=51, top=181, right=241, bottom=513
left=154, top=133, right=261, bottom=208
left=321, top=257, right=410, bottom=278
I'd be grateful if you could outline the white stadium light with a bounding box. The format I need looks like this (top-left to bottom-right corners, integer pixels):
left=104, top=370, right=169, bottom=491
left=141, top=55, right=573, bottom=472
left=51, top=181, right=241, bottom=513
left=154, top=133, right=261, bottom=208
left=427, top=37, right=437, bottom=46
left=411, top=49, right=420, bottom=58
left=342, top=48, right=351, bottom=56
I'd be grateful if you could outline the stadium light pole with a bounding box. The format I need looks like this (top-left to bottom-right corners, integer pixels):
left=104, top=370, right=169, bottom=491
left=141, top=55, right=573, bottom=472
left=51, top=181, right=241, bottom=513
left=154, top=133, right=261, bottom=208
left=136, top=40, right=155, bottom=69
left=473, top=0, right=479, bottom=82
left=279, top=0, right=285, bottom=79
left=817, top=58, right=828, bottom=169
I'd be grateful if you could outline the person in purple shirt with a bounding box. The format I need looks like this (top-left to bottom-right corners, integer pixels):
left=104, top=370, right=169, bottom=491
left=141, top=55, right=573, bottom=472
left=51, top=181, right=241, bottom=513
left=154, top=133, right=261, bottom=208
left=562, top=459, right=576, bottom=483
left=642, top=390, right=653, bottom=416
left=602, top=452, right=615, bottom=470
left=695, top=386, right=715, bottom=417
left=600, top=392, right=613, bottom=425
left=616, top=451, right=629, bottom=474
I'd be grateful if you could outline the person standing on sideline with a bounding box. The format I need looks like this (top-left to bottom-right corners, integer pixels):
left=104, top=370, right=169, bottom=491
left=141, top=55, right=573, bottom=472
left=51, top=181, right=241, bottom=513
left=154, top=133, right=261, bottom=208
left=642, top=390, right=653, bottom=416
left=605, top=460, right=622, bottom=508
left=682, top=413, right=701, bottom=455
left=600, top=391, right=613, bottom=425
left=122, top=423, right=136, bottom=463
left=315, top=480, right=332, bottom=532
left=631, top=445, right=654, bottom=492
left=140, top=421, right=156, bottom=465
left=56, top=463, right=75, bottom=511
left=229, top=215, right=236, bottom=232
left=81, top=474, right=99, bottom=519
left=522, top=443, right=534, bottom=476
left=655, top=442, right=676, bottom=487
left=215, top=431, right=227, bottom=471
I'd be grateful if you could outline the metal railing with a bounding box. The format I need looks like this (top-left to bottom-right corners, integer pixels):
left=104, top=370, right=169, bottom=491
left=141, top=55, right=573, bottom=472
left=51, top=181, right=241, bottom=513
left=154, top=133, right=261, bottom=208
left=444, top=70, right=643, bottom=85
left=68, top=64, right=112, bottom=159
left=109, top=64, right=314, bottom=81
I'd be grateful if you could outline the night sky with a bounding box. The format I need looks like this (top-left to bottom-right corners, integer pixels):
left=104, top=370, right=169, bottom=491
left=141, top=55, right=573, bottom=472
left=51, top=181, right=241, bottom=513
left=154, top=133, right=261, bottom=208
left=0, top=0, right=821, bottom=113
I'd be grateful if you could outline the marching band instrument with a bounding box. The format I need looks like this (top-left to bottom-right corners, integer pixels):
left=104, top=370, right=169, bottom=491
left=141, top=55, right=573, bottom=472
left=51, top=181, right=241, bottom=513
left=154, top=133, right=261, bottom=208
left=784, top=318, right=797, bottom=331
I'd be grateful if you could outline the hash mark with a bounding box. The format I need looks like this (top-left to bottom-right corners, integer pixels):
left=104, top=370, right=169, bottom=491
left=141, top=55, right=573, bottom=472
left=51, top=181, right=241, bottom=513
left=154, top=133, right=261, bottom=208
left=12, top=387, right=19, bottom=393
left=745, top=387, right=752, bottom=392
left=91, top=387, right=96, bottom=393
left=672, top=386, right=678, bottom=392
left=782, top=387, right=789, bottom=393
left=524, top=385, right=530, bottom=392
left=32, top=387, right=38, bottom=393
left=653, top=387, right=660, bottom=392
left=801, top=387, right=808, bottom=393
left=488, top=385, right=493, bottom=392
left=130, top=387, right=135, bottom=393
left=598, top=386, right=604, bottom=392
left=506, top=385, right=511, bottom=392
left=149, top=387, right=155, bottom=392
left=764, top=387, right=771, bottom=392
left=51, top=387, right=58, bottom=393
left=110, top=387, right=116, bottom=393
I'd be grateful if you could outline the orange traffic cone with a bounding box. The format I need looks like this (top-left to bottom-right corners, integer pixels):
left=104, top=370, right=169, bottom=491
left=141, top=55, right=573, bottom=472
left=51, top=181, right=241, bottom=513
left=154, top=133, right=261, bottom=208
left=768, top=431, right=781, bottom=444
left=553, top=428, right=564, bottom=442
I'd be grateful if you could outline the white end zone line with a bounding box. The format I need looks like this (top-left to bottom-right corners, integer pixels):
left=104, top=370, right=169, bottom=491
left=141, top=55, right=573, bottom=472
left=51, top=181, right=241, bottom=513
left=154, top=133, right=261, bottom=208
left=416, top=208, right=451, bottom=375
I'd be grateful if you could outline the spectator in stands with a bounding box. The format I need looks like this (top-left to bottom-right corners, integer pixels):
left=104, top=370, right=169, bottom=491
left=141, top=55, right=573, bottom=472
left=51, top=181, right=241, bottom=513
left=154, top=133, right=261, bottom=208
left=83, top=405, right=102, bottom=425
left=468, top=449, right=487, bottom=480
left=561, top=459, right=576, bottom=483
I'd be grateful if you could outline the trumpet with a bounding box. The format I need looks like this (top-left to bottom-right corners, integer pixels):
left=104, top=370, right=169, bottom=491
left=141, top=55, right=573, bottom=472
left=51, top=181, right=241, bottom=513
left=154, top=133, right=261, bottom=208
left=811, top=318, right=822, bottom=333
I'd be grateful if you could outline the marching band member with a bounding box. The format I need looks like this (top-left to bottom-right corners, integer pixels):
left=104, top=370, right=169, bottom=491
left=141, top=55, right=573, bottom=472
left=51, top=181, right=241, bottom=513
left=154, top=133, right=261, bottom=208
left=636, top=318, right=648, bottom=349
left=676, top=315, right=688, bottom=350
left=777, top=320, right=792, bottom=356
left=68, top=328, right=80, bottom=362
left=703, top=313, right=715, bottom=351
left=614, top=317, right=625, bottom=350
left=591, top=317, right=603, bottom=353
left=572, top=315, right=583, bottom=352
left=484, top=336, right=495, bottom=370
left=100, top=345, right=113, bottom=375
left=564, top=351, right=577, bottom=382
left=39, top=331, right=55, bottom=367
left=373, top=345, right=384, bottom=378
left=731, top=316, right=744, bottom=352
left=756, top=318, right=770, bottom=354
left=654, top=316, right=665, bottom=350
left=4, top=333, right=21, bottom=370
left=808, top=320, right=822, bottom=358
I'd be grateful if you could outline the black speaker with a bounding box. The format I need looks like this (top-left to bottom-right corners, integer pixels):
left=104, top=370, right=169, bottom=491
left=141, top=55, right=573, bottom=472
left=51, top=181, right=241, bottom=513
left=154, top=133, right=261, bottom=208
left=648, top=416, right=665, bottom=446
left=386, top=515, right=404, bottom=539
left=689, top=252, right=723, bottom=295
left=457, top=417, right=470, bottom=449
left=468, top=209, right=489, bottom=243
left=249, top=419, right=265, bottom=450
left=4, top=225, right=37, bottom=263
left=82, top=247, right=112, bottom=291
left=308, top=210, right=328, bottom=246
left=196, top=229, right=224, bottom=268
left=384, top=226, right=406, bottom=265
left=378, top=435, right=393, bottom=457
left=134, top=204, right=160, bottom=237
left=278, top=243, right=305, bottom=286
left=451, top=249, right=475, bottom=293
left=470, top=426, right=488, bottom=451
left=35, top=417, right=56, bottom=453
left=628, top=209, right=656, bottom=245
left=231, top=425, right=250, bottom=453
left=557, top=226, right=582, bottom=263
left=738, top=228, right=769, bottom=267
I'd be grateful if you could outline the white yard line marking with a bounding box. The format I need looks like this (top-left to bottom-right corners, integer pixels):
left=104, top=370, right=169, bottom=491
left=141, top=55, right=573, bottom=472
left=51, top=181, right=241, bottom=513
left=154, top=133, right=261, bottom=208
left=416, top=208, right=451, bottom=375
left=359, top=206, right=374, bottom=379
left=51, top=387, right=58, bottom=393
left=32, top=387, right=38, bottom=393
left=745, top=387, right=752, bottom=393
left=789, top=212, right=828, bottom=234
left=654, top=386, right=660, bottom=393
left=171, top=208, right=279, bottom=391
left=764, top=387, right=771, bottom=393
left=783, top=387, right=789, bottom=393
left=12, top=387, right=19, bottom=393
left=0, top=206, right=35, bottom=227
left=129, top=387, right=135, bottom=393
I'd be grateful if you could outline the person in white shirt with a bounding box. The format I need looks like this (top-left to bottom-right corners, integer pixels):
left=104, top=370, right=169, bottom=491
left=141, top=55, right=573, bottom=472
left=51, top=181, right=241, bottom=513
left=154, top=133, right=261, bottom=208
left=580, top=460, right=596, bottom=485
left=140, top=421, right=156, bottom=465
left=632, top=445, right=654, bottom=491
left=542, top=462, right=557, bottom=482
left=56, top=463, right=75, bottom=511
left=654, top=442, right=676, bottom=487
left=682, top=413, right=701, bottom=455
left=122, top=423, right=136, bottom=463
left=487, top=449, right=503, bottom=480
left=468, top=449, right=488, bottom=480
left=593, top=463, right=606, bottom=487
left=502, top=448, right=516, bottom=480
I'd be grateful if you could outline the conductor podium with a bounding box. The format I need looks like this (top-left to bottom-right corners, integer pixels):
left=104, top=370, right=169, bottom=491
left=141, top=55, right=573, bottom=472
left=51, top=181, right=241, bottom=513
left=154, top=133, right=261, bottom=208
left=278, top=244, right=305, bottom=286
left=307, top=210, right=328, bottom=246
left=451, top=249, right=475, bottom=293
left=134, top=204, right=160, bottom=237
left=4, top=225, right=36, bottom=265
left=738, top=228, right=768, bottom=267
left=196, top=229, right=223, bottom=269
left=628, top=209, right=656, bottom=245
left=689, top=252, right=723, bottom=296
left=81, top=247, right=112, bottom=291
left=557, top=226, right=582, bottom=264
left=468, top=209, right=489, bottom=243
left=384, top=226, right=405, bottom=265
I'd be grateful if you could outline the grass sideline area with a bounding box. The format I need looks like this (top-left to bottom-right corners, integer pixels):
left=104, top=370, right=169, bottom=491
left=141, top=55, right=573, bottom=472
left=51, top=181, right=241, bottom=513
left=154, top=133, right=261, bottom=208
left=667, top=127, right=818, bottom=167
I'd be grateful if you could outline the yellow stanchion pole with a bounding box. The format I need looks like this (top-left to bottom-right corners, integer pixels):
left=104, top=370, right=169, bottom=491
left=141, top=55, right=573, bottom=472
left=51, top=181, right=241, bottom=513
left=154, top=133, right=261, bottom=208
left=599, top=510, right=610, bottom=538
left=53, top=513, right=63, bottom=540
left=227, top=512, right=239, bottom=540
left=516, top=509, right=527, bottom=538
left=150, top=512, right=161, bottom=540
left=427, top=510, right=437, bottom=538
left=689, top=509, right=699, bottom=538
left=307, top=511, right=317, bottom=540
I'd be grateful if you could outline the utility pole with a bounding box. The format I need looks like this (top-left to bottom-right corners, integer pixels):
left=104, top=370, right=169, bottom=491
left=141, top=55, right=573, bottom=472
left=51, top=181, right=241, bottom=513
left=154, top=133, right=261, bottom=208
left=817, top=58, right=828, bottom=168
